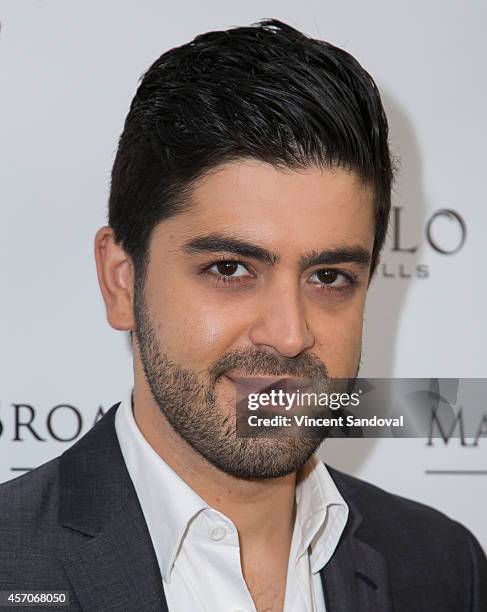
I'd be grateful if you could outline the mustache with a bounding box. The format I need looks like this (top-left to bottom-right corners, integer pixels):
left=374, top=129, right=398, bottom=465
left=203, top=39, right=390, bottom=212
left=208, top=347, right=328, bottom=383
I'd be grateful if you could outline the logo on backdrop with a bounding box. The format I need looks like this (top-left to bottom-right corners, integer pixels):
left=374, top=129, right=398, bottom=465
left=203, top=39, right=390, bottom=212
left=379, top=207, right=467, bottom=279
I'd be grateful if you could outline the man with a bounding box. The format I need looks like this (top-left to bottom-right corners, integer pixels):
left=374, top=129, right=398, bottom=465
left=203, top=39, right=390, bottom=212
left=0, top=18, right=485, bottom=612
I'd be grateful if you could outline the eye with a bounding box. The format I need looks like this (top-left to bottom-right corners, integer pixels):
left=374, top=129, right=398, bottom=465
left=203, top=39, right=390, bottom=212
left=209, top=261, right=250, bottom=278
left=309, top=268, right=355, bottom=289
left=202, top=260, right=254, bottom=286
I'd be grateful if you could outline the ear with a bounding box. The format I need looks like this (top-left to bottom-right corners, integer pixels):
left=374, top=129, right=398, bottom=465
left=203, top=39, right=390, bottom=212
left=94, top=226, right=135, bottom=331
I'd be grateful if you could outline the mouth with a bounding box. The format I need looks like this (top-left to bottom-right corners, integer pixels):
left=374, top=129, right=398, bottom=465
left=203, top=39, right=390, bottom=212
left=223, top=373, right=314, bottom=394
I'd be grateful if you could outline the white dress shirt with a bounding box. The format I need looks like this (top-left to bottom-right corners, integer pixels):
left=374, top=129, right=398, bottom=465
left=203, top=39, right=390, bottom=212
left=115, top=388, right=349, bottom=612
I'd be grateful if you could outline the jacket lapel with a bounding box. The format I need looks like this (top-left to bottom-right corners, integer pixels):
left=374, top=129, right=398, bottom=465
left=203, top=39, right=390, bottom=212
left=58, top=403, right=168, bottom=612
left=320, top=470, right=393, bottom=612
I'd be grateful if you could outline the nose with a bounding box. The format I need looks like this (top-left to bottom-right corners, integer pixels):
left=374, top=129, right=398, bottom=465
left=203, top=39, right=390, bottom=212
left=248, top=280, right=315, bottom=358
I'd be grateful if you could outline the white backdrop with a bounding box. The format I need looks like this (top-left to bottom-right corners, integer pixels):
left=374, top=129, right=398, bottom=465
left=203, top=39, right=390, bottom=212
left=1, top=0, right=486, bottom=550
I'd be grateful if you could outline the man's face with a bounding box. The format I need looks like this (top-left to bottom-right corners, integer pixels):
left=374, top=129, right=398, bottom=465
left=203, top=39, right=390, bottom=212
left=134, top=159, right=374, bottom=479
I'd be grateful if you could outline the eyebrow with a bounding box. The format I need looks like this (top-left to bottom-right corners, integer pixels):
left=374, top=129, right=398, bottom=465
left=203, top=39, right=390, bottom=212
left=183, top=234, right=279, bottom=266
left=299, top=246, right=371, bottom=268
left=183, top=233, right=371, bottom=269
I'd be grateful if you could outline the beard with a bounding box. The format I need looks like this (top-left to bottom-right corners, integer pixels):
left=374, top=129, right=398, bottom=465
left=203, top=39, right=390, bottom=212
left=134, top=285, right=353, bottom=480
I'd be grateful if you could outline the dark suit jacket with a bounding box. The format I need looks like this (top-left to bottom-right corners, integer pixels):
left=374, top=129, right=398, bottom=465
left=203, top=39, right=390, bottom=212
left=0, top=402, right=486, bottom=611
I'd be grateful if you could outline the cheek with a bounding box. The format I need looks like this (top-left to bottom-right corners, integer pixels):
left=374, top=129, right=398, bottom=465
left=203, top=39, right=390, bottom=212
left=311, top=302, right=365, bottom=378
left=335, top=320, right=363, bottom=375
left=184, top=307, right=236, bottom=356
left=146, top=281, right=243, bottom=367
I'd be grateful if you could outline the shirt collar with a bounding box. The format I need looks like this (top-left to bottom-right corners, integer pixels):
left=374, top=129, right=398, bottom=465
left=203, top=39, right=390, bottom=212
left=294, top=452, right=349, bottom=573
left=115, top=387, right=349, bottom=579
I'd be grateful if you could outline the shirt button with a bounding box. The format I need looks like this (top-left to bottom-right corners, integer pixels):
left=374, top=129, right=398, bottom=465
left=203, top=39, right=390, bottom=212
left=210, top=525, right=227, bottom=541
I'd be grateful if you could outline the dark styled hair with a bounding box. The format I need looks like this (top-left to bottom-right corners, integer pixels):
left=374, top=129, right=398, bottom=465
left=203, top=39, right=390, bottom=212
left=109, top=18, right=394, bottom=281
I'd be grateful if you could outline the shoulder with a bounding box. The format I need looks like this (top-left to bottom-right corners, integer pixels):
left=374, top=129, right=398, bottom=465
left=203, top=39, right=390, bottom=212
left=328, top=464, right=459, bottom=528
left=0, top=457, right=62, bottom=552
left=0, top=402, right=122, bottom=554
left=0, top=456, right=60, bottom=511
left=0, top=457, right=72, bottom=588
left=327, top=464, right=478, bottom=542
left=327, top=464, right=487, bottom=587
left=328, top=464, right=466, bottom=531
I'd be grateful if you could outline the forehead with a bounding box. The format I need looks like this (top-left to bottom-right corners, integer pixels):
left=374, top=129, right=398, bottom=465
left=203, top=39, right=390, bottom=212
left=155, top=159, right=375, bottom=254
